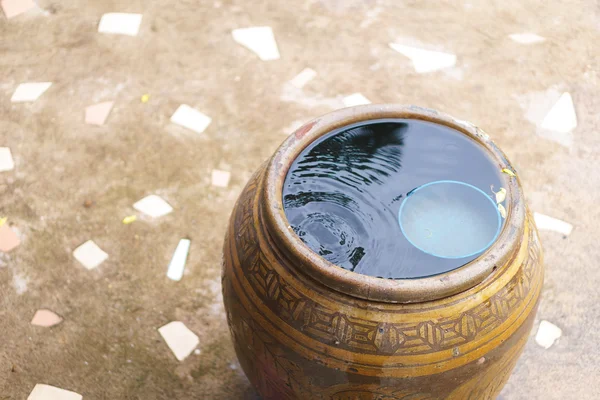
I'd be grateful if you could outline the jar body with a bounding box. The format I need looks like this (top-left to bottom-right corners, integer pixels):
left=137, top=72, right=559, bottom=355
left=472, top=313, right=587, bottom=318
left=222, top=166, right=543, bottom=399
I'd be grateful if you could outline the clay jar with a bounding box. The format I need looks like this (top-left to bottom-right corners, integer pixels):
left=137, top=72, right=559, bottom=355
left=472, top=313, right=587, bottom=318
left=222, top=105, right=543, bottom=399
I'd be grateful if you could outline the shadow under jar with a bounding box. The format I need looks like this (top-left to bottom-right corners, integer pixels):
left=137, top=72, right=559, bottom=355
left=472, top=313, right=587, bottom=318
left=222, top=105, right=543, bottom=400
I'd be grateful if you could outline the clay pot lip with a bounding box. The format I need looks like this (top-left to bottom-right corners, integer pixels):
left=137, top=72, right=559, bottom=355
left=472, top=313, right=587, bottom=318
left=262, top=104, right=525, bottom=303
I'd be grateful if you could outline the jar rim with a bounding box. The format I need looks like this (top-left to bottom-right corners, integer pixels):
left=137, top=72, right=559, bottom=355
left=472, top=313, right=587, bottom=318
left=262, top=104, right=525, bottom=303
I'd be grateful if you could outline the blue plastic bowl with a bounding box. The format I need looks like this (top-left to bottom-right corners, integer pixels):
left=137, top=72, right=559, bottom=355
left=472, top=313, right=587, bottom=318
left=398, top=180, right=502, bottom=259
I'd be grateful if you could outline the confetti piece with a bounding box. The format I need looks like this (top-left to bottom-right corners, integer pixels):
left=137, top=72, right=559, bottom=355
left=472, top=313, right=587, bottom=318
left=0, top=217, right=6, bottom=227
left=11, top=82, right=52, bottom=103
left=491, top=186, right=507, bottom=203
left=85, top=101, right=114, bottom=125
left=98, top=13, right=142, bottom=36
left=509, top=33, right=546, bottom=44
left=501, top=168, right=516, bottom=177
left=31, top=309, right=63, bottom=327
left=133, top=195, right=173, bottom=218
left=535, top=320, right=562, bottom=349
left=232, top=26, right=280, bottom=61
left=1, top=0, right=35, bottom=19
left=28, top=384, right=82, bottom=400
left=498, top=204, right=507, bottom=219
left=534, top=212, right=573, bottom=236
left=541, top=92, right=577, bottom=133
left=289, top=68, right=317, bottom=88
left=211, top=169, right=231, bottom=188
left=158, top=321, right=199, bottom=361
left=0, top=224, right=20, bottom=252
left=122, top=215, right=137, bottom=224
left=389, top=43, right=456, bottom=73
left=141, top=94, right=150, bottom=103
left=73, top=240, right=108, bottom=270
left=342, top=93, right=371, bottom=107
left=170, top=104, right=212, bottom=134
left=0, top=147, right=15, bottom=172
left=166, top=239, right=191, bottom=281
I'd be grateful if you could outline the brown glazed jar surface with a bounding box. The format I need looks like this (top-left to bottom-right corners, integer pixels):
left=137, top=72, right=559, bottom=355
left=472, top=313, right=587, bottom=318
left=222, top=105, right=544, bottom=399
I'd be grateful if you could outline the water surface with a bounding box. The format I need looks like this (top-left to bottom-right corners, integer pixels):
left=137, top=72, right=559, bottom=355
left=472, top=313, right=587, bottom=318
left=283, top=119, right=505, bottom=278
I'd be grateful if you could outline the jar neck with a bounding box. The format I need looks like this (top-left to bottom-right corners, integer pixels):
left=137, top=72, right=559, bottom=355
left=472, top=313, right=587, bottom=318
left=261, top=105, right=526, bottom=303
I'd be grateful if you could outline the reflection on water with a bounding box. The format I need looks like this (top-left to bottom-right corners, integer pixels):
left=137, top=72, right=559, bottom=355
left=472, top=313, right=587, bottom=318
left=283, top=119, right=505, bottom=278
left=291, top=123, right=406, bottom=189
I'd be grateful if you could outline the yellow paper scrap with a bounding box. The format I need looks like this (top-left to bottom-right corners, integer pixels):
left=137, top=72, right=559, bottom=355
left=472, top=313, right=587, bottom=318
left=141, top=94, right=150, bottom=103
left=502, top=168, right=516, bottom=177
left=491, top=186, right=507, bottom=203
left=122, top=215, right=137, bottom=224
left=0, top=217, right=6, bottom=227
left=498, top=204, right=507, bottom=219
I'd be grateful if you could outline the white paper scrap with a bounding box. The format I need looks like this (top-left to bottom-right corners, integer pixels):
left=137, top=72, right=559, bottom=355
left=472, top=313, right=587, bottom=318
left=98, top=13, right=142, bottom=36
left=1, top=0, right=36, bottom=19
left=0, top=147, right=15, bottom=172
left=211, top=169, right=231, bottom=188
left=158, top=321, right=199, bottom=361
left=290, top=68, right=317, bottom=88
left=535, top=320, right=562, bottom=349
left=389, top=43, right=456, bottom=73
left=509, top=33, right=546, bottom=44
left=170, top=104, right=212, bottom=134
left=232, top=26, right=280, bottom=61
left=534, top=212, right=573, bottom=236
left=167, top=239, right=191, bottom=281
left=541, top=92, right=577, bottom=133
left=85, top=101, right=114, bottom=125
left=133, top=195, right=173, bottom=218
left=31, top=309, right=63, bottom=328
left=73, top=240, right=108, bottom=270
left=11, top=82, right=52, bottom=102
left=343, top=93, right=371, bottom=107
left=28, top=384, right=82, bottom=400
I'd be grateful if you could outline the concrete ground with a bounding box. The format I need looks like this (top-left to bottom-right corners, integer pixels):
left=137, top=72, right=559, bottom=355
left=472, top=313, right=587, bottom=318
left=1, top=0, right=599, bottom=399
